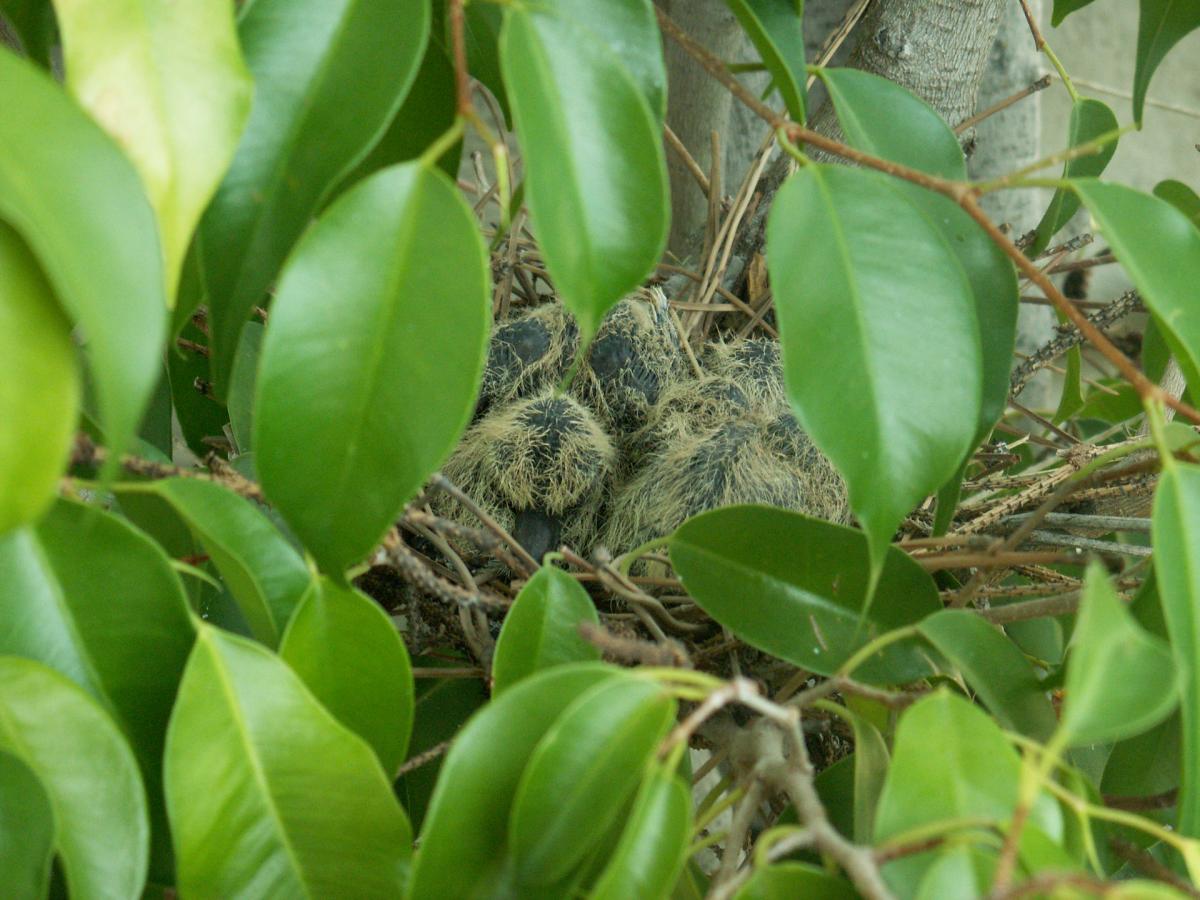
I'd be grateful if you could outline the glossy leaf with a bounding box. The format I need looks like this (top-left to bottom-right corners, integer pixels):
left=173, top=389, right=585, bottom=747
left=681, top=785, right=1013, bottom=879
left=256, top=162, right=489, bottom=575
left=0, top=50, right=166, bottom=462
left=0, top=499, right=194, bottom=775
left=227, top=320, right=262, bottom=454
left=54, top=0, right=252, bottom=295
left=0, top=657, right=149, bottom=900
left=337, top=39, right=460, bottom=186
left=538, top=0, right=665, bottom=124
left=200, top=0, right=430, bottom=394
left=1073, top=179, right=1200, bottom=392
left=0, top=0, right=57, bottom=65
left=167, top=322, right=229, bottom=457
left=1133, top=0, right=1200, bottom=123
left=819, top=67, right=966, bottom=179
left=919, top=610, right=1058, bottom=741
left=500, top=3, right=669, bottom=340
left=279, top=577, right=414, bottom=776
left=492, top=564, right=601, bottom=695
left=164, top=625, right=411, bottom=897
left=733, top=863, right=858, bottom=899
left=125, top=477, right=309, bottom=647
left=1052, top=0, right=1098, bottom=25
left=823, top=703, right=888, bottom=844
left=913, top=845, right=993, bottom=899
left=1061, top=562, right=1177, bottom=745
left=589, top=761, right=691, bottom=899
left=0, top=752, right=54, bottom=900
left=725, top=0, right=806, bottom=122
left=0, top=223, right=78, bottom=534
left=767, top=164, right=981, bottom=583
left=510, top=675, right=676, bottom=884
left=409, top=663, right=619, bottom=899
left=1031, top=98, right=1119, bottom=255
left=671, top=506, right=941, bottom=684
left=876, top=691, right=1022, bottom=838
left=1151, top=463, right=1200, bottom=836
left=1154, top=178, right=1200, bottom=228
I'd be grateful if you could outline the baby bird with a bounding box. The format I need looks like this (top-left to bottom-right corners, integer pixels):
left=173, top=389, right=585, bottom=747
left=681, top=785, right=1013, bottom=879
left=435, top=389, right=617, bottom=564
left=603, top=338, right=848, bottom=555
left=570, top=288, right=687, bottom=438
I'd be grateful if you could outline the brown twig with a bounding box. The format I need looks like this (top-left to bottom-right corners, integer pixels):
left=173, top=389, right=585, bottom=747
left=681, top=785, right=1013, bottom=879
left=955, top=74, right=1052, bottom=135
left=447, top=0, right=471, bottom=117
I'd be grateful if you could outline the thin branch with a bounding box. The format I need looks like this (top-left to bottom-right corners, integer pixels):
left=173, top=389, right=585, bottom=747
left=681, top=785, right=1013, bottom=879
left=955, top=74, right=1052, bottom=135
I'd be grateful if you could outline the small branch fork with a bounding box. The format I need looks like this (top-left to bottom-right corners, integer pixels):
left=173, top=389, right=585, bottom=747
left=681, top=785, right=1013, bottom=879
left=652, top=7, right=1200, bottom=427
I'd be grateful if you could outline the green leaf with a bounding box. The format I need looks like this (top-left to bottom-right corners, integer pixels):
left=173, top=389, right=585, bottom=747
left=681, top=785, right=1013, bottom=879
left=0, top=51, right=166, bottom=463
left=227, top=320, right=262, bottom=454
left=336, top=39, right=460, bottom=186
left=54, top=0, right=252, bottom=296
left=1133, top=0, right=1200, bottom=123
left=0, top=223, right=78, bottom=534
left=200, top=0, right=430, bottom=395
left=538, top=0, right=665, bottom=125
left=837, top=703, right=890, bottom=844
left=279, top=577, right=414, bottom=777
left=725, top=0, right=806, bottom=122
left=1052, top=0, right=1098, bottom=26
left=409, top=663, right=619, bottom=899
left=876, top=690, right=1025, bottom=838
left=1072, top=179, right=1200, bottom=396
left=671, top=506, right=941, bottom=684
left=819, top=67, right=966, bottom=180
left=166, top=321, right=229, bottom=458
left=913, top=845, right=993, bottom=899
left=510, top=675, right=676, bottom=885
left=1154, top=178, right=1200, bottom=229
left=0, top=0, right=56, bottom=65
left=1031, top=98, right=1120, bottom=255
left=0, top=499, right=194, bottom=878
left=500, top=3, right=669, bottom=340
left=767, top=164, right=982, bottom=586
left=1060, top=562, right=1178, bottom=745
left=0, top=499, right=194, bottom=776
left=589, top=761, right=692, bottom=900
left=492, top=565, right=601, bottom=695
left=919, top=610, right=1058, bottom=741
left=1151, top=463, right=1200, bottom=835
left=165, top=625, right=411, bottom=896
left=1101, top=712, right=1180, bottom=799
left=0, top=657, right=149, bottom=900
left=0, top=752, right=54, bottom=900
left=256, top=162, right=489, bottom=576
left=125, top=478, right=309, bottom=647
left=733, top=863, right=858, bottom=899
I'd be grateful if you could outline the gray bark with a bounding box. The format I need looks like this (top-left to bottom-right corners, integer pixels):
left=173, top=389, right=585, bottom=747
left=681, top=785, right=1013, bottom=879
left=657, top=0, right=747, bottom=258
left=969, top=0, right=1054, bottom=398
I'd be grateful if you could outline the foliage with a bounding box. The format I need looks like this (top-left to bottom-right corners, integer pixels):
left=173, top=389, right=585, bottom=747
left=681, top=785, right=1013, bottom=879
left=1, top=0, right=1199, bottom=896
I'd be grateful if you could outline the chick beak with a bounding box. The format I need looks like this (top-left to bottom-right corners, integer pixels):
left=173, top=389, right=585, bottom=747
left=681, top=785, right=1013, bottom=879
left=511, top=508, right=562, bottom=565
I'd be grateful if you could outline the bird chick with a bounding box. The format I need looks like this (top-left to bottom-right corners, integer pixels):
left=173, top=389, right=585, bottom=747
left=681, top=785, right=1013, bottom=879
left=570, top=288, right=687, bottom=438
left=603, top=373, right=848, bottom=557
left=436, top=389, right=617, bottom=563
left=476, top=303, right=579, bottom=418
left=703, top=336, right=788, bottom=410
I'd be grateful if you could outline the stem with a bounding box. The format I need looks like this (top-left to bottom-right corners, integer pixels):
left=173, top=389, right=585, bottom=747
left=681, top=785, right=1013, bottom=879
left=617, top=535, right=672, bottom=576
left=448, top=0, right=472, bottom=117
left=1017, top=0, right=1079, bottom=102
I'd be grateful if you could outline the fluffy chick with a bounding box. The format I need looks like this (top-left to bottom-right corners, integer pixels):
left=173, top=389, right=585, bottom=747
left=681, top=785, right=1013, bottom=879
left=603, top=375, right=847, bottom=556
left=570, top=288, right=687, bottom=438
left=476, top=303, right=579, bottom=418
left=436, top=389, right=617, bottom=563
left=703, top=336, right=788, bottom=410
